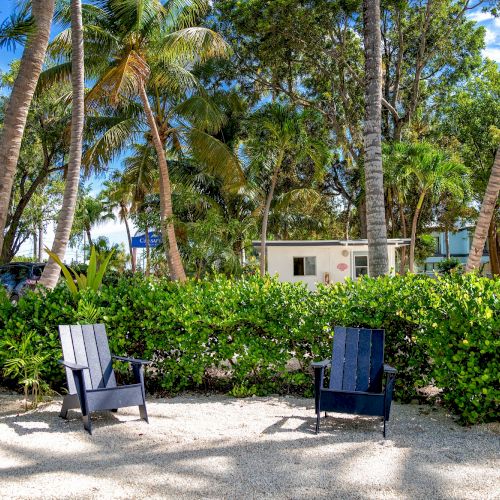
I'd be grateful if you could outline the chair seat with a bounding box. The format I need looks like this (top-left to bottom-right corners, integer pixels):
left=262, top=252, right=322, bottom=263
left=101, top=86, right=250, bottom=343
left=319, top=388, right=385, bottom=417
left=86, top=383, right=144, bottom=412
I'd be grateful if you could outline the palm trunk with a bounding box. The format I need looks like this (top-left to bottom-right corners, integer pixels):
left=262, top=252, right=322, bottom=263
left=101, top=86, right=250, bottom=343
left=138, top=80, right=186, bottom=282
left=122, top=209, right=135, bottom=273
left=398, top=198, right=407, bottom=273
left=38, top=224, right=43, bottom=261
left=409, top=191, right=426, bottom=273
left=85, top=226, right=93, bottom=249
left=466, top=149, right=500, bottom=272
left=260, top=159, right=282, bottom=276
left=363, top=0, right=389, bottom=277
left=39, top=0, right=84, bottom=289
left=0, top=0, right=55, bottom=253
left=144, top=222, right=150, bottom=276
left=33, top=231, right=38, bottom=259
left=445, top=229, right=450, bottom=259
left=488, top=215, right=499, bottom=276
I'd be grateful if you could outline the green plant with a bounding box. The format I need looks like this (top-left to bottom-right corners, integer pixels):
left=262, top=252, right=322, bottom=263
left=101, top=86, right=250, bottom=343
left=44, top=246, right=114, bottom=296
left=436, top=257, right=462, bottom=274
left=0, top=331, right=51, bottom=409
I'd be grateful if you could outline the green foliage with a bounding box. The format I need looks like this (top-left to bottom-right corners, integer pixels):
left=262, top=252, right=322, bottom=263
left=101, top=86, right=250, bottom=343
left=45, top=246, right=115, bottom=296
left=0, top=274, right=497, bottom=424
left=436, top=257, right=463, bottom=274
left=0, top=330, right=51, bottom=409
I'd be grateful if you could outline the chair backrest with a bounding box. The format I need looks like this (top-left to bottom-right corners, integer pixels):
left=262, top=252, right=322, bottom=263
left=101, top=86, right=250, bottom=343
left=59, top=324, right=116, bottom=394
left=329, top=327, right=385, bottom=393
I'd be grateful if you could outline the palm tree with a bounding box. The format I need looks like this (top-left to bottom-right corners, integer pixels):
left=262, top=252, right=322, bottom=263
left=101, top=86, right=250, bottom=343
left=101, top=175, right=136, bottom=272
left=74, top=0, right=231, bottom=281
left=245, top=104, right=324, bottom=275
left=39, top=0, right=84, bottom=289
left=466, top=148, right=500, bottom=272
left=362, top=0, right=389, bottom=277
left=388, top=142, right=469, bottom=273
left=0, top=0, right=56, bottom=254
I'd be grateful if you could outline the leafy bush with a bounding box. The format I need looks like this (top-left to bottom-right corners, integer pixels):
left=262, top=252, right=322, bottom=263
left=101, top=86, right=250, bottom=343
left=0, top=273, right=497, bottom=424
left=436, top=257, right=462, bottom=274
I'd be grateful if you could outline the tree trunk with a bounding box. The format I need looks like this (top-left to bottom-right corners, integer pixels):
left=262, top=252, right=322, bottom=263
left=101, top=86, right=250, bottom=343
left=260, top=160, right=282, bottom=276
left=363, top=0, right=389, bottom=277
left=409, top=191, right=426, bottom=273
left=359, top=197, right=367, bottom=239
left=0, top=0, right=55, bottom=253
left=85, top=226, right=93, bottom=250
left=33, top=231, right=38, bottom=260
left=487, top=215, right=499, bottom=276
left=39, top=0, right=84, bottom=288
left=138, top=80, right=186, bottom=282
left=466, top=149, right=500, bottom=272
left=445, top=229, right=450, bottom=259
left=38, top=224, right=43, bottom=261
left=144, top=222, right=150, bottom=276
left=122, top=209, right=135, bottom=273
left=398, top=199, right=407, bottom=273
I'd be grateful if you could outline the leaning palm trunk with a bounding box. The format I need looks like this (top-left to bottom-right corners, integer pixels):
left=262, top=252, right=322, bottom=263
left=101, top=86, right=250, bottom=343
left=409, top=191, right=426, bottom=273
left=138, top=80, right=186, bottom=282
left=466, top=149, right=500, bottom=272
left=0, top=0, right=55, bottom=253
left=122, top=208, right=135, bottom=273
left=260, top=160, right=281, bottom=276
left=39, top=0, right=84, bottom=289
left=362, top=0, right=389, bottom=277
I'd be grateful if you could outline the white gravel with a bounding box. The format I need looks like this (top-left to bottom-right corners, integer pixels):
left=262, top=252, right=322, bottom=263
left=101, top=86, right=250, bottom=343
left=0, top=393, right=498, bottom=499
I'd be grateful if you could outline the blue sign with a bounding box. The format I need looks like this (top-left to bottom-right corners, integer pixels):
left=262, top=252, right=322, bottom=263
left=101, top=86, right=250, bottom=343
left=131, top=232, right=162, bottom=248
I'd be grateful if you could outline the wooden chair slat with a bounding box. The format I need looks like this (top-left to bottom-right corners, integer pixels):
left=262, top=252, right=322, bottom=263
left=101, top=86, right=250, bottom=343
left=356, top=328, right=371, bottom=391
left=342, top=327, right=360, bottom=391
left=369, top=329, right=384, bottom=392
left=330, top=326, right=347, bottom=390
left=59, top=325, right=77, bottom=394
left=70, top=325, right=92, bottom=389
left=82, top=324, right=104, bottom=389
left=93, top=324, right=116, bottom=388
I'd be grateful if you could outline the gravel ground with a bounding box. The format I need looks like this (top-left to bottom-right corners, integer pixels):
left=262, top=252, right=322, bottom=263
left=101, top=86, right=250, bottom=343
left=0, top=393, right=498, bottom=500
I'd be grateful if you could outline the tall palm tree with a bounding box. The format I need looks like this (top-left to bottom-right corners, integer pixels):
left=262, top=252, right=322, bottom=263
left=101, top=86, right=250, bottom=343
left=388, top=142, right=469, bottom=273
left=75, top=0, right=230, bottom=281
left=39, top=0, right=84, bottom=289
left=0, top=0, right=55, bottom=253
left=466, top=148, right=500, bottom=272
left=245, top=104, right=324, bottom=275
left=101, top=175, right=136, bottom=272
left=362, top=0, right=389, bottom=277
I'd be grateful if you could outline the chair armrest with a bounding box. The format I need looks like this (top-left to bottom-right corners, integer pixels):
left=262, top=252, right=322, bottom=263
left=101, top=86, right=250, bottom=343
left=384, top=364, right=397, bottom=374
left=311, top=359, right=331, bottom=369
left=112, top=355, right=151, bottom=365
left=58, top=359, right=88, bottom=371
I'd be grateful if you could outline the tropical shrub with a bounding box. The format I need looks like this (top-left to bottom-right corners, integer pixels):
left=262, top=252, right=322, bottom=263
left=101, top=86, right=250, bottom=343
left=0, top=273, right=497, bottom=424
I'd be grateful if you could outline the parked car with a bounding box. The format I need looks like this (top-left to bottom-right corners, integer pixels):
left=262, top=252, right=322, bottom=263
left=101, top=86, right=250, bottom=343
left=0, top=262, right=45, bottom=302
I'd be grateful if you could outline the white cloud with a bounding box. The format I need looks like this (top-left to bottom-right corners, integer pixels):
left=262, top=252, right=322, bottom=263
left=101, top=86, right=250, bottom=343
left=483, top=47, right=500, bottom=62
left=484, top=27, right=498, bottom=44
left=467, top=11, right=494, bottom=23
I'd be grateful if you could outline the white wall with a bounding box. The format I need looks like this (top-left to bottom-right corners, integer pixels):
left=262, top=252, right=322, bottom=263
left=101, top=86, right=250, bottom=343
left=267, top=244, right=398, bottom=290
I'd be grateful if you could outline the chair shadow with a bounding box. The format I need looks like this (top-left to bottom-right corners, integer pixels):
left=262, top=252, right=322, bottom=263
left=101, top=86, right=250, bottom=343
left=262, top=413, right=383, bottom=436
left=1, top=402, right=135, bottom=436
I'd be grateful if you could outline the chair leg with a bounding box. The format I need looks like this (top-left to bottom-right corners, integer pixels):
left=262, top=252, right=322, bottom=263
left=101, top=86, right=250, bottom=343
left=110, top=409, right=118, bottom=413
left=139, top=404, right=148, bottom=423
left=82, top=414, right=92, bottom=435
left=383, top=417, right=386, bottom=438
left=315, top=410, right=321, bottom=434
left=59, top=396, right=70, bottom=420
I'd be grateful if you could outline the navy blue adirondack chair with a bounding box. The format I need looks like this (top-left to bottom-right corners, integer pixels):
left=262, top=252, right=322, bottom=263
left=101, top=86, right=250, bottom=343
left=58, top=324, right=150, bottom=434
left=312, top=327, right=397, bottom=437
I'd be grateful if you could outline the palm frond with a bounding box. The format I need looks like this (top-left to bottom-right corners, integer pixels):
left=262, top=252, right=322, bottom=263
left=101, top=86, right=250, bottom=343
left=173, top=95, right=225, bottom=133
left=0, top=6, right=34, bottom=50
left=187, top=128, right=244, bottom=190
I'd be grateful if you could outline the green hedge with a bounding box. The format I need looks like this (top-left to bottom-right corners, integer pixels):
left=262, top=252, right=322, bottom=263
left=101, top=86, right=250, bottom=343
left=0, top=273, right=498, bottom=424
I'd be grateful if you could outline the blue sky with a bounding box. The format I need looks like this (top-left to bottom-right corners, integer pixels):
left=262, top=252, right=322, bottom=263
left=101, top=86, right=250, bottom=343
left=0, top=2, right=499, bottom=260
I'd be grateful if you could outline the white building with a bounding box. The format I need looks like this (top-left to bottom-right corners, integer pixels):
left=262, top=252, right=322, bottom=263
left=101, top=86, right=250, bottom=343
left=253, top=239, right=410, bottom=290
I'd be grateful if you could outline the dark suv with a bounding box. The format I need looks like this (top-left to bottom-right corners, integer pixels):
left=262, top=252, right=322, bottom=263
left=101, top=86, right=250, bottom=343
left=0, top=262, right=45, bottom=302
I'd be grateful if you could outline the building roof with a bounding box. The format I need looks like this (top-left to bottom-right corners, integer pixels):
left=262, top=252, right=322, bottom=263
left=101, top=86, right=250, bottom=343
left=252, top=239, right=410, bottom=247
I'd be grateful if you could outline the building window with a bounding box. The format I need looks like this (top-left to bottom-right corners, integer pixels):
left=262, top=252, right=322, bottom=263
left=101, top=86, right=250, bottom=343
left=293, top=256, right=316, bottom=276
left=353, top=254, right=368, bottom=279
